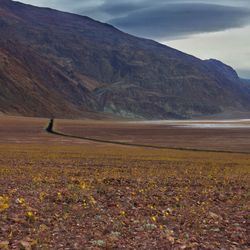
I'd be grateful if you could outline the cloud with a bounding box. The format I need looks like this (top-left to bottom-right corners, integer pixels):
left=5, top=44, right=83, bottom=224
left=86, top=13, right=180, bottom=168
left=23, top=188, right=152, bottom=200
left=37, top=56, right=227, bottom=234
left=109, top=3, right=250, bottom=40
left=17, top=1, right=250, bottom=40
left=99, top=2, right=145, bottom=16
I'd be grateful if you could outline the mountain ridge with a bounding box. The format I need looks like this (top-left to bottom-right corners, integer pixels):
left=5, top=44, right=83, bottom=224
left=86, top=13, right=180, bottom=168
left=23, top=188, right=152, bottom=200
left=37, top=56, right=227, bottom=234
left=1, top=0, right=250, bottom=119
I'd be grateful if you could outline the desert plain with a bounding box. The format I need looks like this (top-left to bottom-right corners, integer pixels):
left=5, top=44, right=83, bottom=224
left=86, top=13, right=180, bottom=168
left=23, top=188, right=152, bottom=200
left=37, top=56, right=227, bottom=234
left=0, top=116, right=249, bottom=249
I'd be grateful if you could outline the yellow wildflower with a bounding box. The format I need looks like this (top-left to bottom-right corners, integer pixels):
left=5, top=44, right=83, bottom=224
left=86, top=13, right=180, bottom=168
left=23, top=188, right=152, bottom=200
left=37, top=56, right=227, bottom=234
left=0, top=195, right=10, bottom=212
left=83, top=199, right=87, bottom=208
left=26, top=211, right=35, bottom=222
left=39, top=192, right=46, bottom=201
left=120, top=211, right=126, bottom=216
left=80, top=182, right=89, bottom=190
left=90, top=196, right=96, bottom=205
left=151, top=216, right=157, bottom=222
left=57, top=192, right=62, bottom=200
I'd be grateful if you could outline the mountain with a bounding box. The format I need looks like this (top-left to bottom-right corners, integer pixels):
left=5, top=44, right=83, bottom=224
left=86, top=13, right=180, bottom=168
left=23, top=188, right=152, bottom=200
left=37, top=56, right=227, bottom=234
left=1, top=0, right=250, bottom=119
left=241, top=78, right=250, bottom=84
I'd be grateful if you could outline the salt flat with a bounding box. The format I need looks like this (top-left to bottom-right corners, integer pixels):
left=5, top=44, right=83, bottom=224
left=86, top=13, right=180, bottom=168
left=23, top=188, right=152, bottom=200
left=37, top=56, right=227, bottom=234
left=1, top=116, right=250, bottom=152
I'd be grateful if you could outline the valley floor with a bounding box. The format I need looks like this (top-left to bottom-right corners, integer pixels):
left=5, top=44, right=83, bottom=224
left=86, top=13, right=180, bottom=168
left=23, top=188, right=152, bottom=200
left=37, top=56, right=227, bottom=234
left=0, top=116, right=249, bottom=249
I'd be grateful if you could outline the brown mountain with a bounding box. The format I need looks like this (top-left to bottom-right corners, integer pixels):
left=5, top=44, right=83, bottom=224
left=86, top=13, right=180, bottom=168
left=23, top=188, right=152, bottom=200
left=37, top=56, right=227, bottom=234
left=0, top=0, right=250, bottom=119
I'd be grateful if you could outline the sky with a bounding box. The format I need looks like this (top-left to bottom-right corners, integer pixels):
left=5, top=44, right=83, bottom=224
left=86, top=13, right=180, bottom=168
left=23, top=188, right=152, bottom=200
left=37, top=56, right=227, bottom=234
left=18, top=0, right=250, bottom=78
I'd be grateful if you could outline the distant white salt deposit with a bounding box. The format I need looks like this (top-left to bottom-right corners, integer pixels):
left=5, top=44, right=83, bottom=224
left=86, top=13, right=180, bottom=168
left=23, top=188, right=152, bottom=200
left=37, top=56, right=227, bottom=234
left=127, top=119, right=250, bottom=129
left=176, top=124, right=250, bottom=129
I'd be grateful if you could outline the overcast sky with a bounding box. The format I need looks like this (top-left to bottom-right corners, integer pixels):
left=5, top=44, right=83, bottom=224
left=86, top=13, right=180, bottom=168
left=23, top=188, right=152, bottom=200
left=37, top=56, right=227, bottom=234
left=18, top=0, right=250, bottom=78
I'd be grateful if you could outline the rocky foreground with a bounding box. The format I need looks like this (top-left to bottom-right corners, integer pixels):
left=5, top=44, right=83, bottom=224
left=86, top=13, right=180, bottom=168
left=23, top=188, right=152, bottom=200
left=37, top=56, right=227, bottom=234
left=0, top=143, right=249, bottom=249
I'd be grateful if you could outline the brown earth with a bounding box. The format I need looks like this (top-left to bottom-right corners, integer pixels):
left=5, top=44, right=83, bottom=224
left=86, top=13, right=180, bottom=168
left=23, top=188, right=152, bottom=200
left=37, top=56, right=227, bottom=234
left=56, top=119, right=250, bottom=153
left=1, top=116, right=250, bottom=153
left=0, top=116, right=249, bottom=249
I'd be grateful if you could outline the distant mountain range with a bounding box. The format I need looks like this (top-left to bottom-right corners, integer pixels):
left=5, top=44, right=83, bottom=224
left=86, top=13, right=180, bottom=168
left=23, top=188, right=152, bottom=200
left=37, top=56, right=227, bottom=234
left=242, top=79, right=250, bottom=84
left=1, top=0, right=250, bottom=119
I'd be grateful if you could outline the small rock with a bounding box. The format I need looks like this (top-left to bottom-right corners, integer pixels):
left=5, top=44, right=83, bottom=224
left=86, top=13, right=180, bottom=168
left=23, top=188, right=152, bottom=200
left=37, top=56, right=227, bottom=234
left=110, top=231, right=121, bottom=237
left=167, top=235, right=175, bottom=244
left=145, top=223, right=157, bottom=230
left=19, top=241, right=32, bottom=250
left=209, top=212, right=221, bottom=220
left=91, top=240, right=105, bottom=247
left=233, top=223, right=240, bottom=227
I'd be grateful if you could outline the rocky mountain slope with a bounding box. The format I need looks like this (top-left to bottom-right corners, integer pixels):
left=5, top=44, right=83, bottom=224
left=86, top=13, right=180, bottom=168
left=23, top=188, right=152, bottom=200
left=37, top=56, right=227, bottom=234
left=242, top=79, right=250, bottom=84
left=0, top=0, right=250, bottom=119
